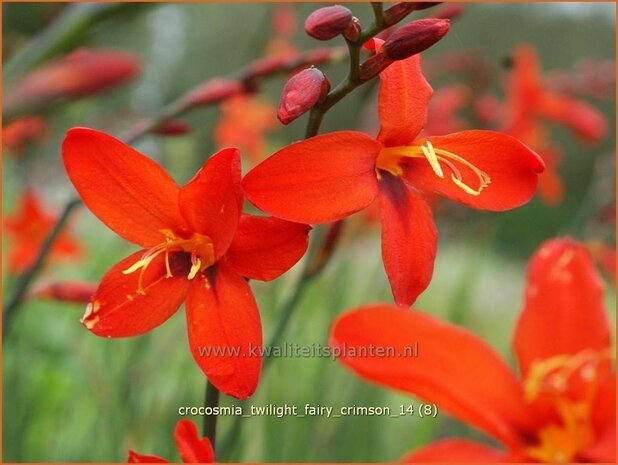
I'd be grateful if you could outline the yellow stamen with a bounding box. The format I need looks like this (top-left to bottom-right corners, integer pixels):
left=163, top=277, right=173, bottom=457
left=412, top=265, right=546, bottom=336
left=377, top=141, right=491, bottom=196
left=121, top=232, right=215, bottom=294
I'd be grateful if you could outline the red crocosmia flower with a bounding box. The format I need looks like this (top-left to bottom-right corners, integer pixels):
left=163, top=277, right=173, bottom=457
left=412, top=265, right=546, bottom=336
left=4, top=49, right=141, bottom=112
left=128, top=420, right=214, bottom=463
left=2, top=116, right=48, bottom=156
left=62, top=128, right=310, bottom=399
left=4, top=190, right=82, bottom=273
left=243, top=47, right=544, bottom=306
left=331, top=238, right=615, bottom=463
left=423, top=83, right=470, bottom=136
left=504, top=44, right=607, bottom=144
left=214, top=95, right=278, bottom=165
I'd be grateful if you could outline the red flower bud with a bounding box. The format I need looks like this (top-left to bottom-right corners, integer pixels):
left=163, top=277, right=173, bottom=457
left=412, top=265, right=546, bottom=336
left=304, top=5, right=353, bottom=41
left=433, top=3, right=465, bottom=20
left=342, top=17, right=362, bottom=42
left=31, top=281, right=97, bottom=303
left=359, top=52, right=393, bottom=82
left=184, top=78, right=245, bottom=108
left=381, top=19, right=450, bottom=61
left=153, top=119, right=192, bottom=136
left=278, top=68, right=330, bottom=124
left=383, top=2, right=442, bottom=26
left=4, top=49, right=141, bottom=113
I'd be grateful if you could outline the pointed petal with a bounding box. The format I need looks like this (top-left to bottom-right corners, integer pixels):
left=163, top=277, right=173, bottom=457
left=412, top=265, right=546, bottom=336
left=62, top=128, right=186, bottom=248
left=226, top=215, right=310, bottom=281
left=378, top=54, right=432, bottom=146
left=178, top=147, right=243, bottom=259
left=513, top=238, right=610, bottom=375
left=127, top=451, right=168, bottom=463
left=537, top=93, right=607, bottom=144
left=402, top=439, right=509, bottom=463
left=82, top=250, right=190, bottom=337
left=242, top=131, right=381, bottom=224
left=186, top=265, right=262, bottom=399
left=330, top=305, right=535, bottom=447
left=174, top=420, right=215, bottom=463
left=404, top=130, right=544, bottom=211
left=378, top=176, right=437, bottom=306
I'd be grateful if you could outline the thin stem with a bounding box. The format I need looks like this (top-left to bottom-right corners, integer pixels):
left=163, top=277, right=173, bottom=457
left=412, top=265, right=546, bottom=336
left=371, top=2, right=386, bottom=28
left=2, top=197, right=81, bottom=339
left=203, top=380, right=221, bottom=448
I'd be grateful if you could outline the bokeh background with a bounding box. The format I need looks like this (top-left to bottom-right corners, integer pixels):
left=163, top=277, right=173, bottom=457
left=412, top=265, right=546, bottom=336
left=2, top=2, right=616, bottom=462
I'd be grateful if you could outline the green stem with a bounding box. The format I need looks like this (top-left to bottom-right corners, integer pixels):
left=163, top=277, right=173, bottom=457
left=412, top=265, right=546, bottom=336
left=2, top=197, right=81, bottom=339
left=203, top=380, right=221, bottom=448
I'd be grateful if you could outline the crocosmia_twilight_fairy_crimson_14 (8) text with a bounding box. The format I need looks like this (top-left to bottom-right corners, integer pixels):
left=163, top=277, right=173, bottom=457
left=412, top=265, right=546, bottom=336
left=62, top=128, right=310, bottom=399
left=331, top=238, right=615, bottom=463
left=243, top=39, right=545, bottom=307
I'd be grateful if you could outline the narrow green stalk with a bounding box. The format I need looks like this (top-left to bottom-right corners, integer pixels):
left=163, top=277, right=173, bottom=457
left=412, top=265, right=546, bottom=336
left=203, top=381, right=221, bottom=448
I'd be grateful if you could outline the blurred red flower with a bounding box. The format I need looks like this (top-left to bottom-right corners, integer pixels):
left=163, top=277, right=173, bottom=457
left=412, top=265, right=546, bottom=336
left=4, top=190, right=82, bottom=273
left=503, top=44, right=608, bottom=206
left=62, top=128, right=309, bottom=399
left=2, top=116, right=48, bottom=156
left=128, top=420, right=214, bottom=463
left=243, top=41, right=544, bottom=306
left=265, top=4, right=299, bottom=58
left=4, top=49, right=141, bottom=113
left=30, top=280, right=97, bottom=303
left=331, top=238, right=615, bottom=463
left=214, top=95, right=278, bottom=165
left=423, top=83, right=470, bottom=136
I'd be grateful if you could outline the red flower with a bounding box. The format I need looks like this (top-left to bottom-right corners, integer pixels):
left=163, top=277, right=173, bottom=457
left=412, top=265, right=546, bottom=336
left=128, top=420, right=214, bottom=463
left=331, top=238, right=615, bottom=462
left=214, top=95, right=278, bottom=165
left=4, top=190, right=82, bottom=273
left=62, top=128, right=309, bottom=399
left=243, top=46, right=544, bottom=306
left=2, top=116, right=48, bottom=156
left=504, top=44, right=607, bottom=144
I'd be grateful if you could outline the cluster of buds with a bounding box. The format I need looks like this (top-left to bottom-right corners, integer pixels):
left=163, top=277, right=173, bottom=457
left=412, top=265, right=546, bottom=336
left=360, top=18, right=450, bottom=81
left=4, top=49, right=141, bottom=116
left=278, top=68, right=330, bottom=124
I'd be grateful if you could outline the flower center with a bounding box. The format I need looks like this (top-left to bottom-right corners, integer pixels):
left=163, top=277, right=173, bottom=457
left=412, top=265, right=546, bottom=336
left=122, top=229, right=215, bottom=294
left=523, top=349, right=613, bottom=463
left=376, top=141, right=491, bottom=196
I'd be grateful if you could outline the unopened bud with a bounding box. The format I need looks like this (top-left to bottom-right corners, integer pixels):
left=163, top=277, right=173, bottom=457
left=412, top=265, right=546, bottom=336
left=278, top=68, right=330, bottom=124
left=383, top=2, right=442, bottom=26
left=153, top=119, right=191, bottom=136
left=359, top=53, right=393, bottom=82
left=4, top=49, right=141, bottom=114
left=185, top=78, right=245, bottom=108
left=343, top=17, right=362, bottom=42
left=31, top=281, right=97, bottom=303
left=304, top=5, right=353, bottom=41
left=382, top=19, right=450, bottom=61
left=433, top=3, right=465, bottom=20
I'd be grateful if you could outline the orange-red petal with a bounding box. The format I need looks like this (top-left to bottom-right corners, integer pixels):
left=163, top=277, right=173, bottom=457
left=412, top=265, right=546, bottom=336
left=62, top=128, right=187, bottom=248
left=513, top=238, right=611, bottom=376
left=537, top=93, right=607, bottom=144
left=378, top=175, right=437, bottom=306
left=82, top=250, right=190, bottom=337
left=404, top=130, right=544, bottom=211
left=378, top=54, right=432, bottom=146
left=402, top=439, right=509, bottom=463
left=186, top=264, right=262, bottom=399
left=225, top=215, right=310, bottom=281
left=330, top=305, right=535, bottom=448
left=127, top=451, right=168, bottom=463
left=174, top=420, right=215, bottom=463
left=242, top=131, right=381, bottom=224
left=178, top=147, right=243, bottom=259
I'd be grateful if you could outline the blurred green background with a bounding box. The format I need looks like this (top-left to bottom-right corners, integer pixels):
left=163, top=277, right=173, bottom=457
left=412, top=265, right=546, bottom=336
left=2, top=2, right=616, bottom=462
